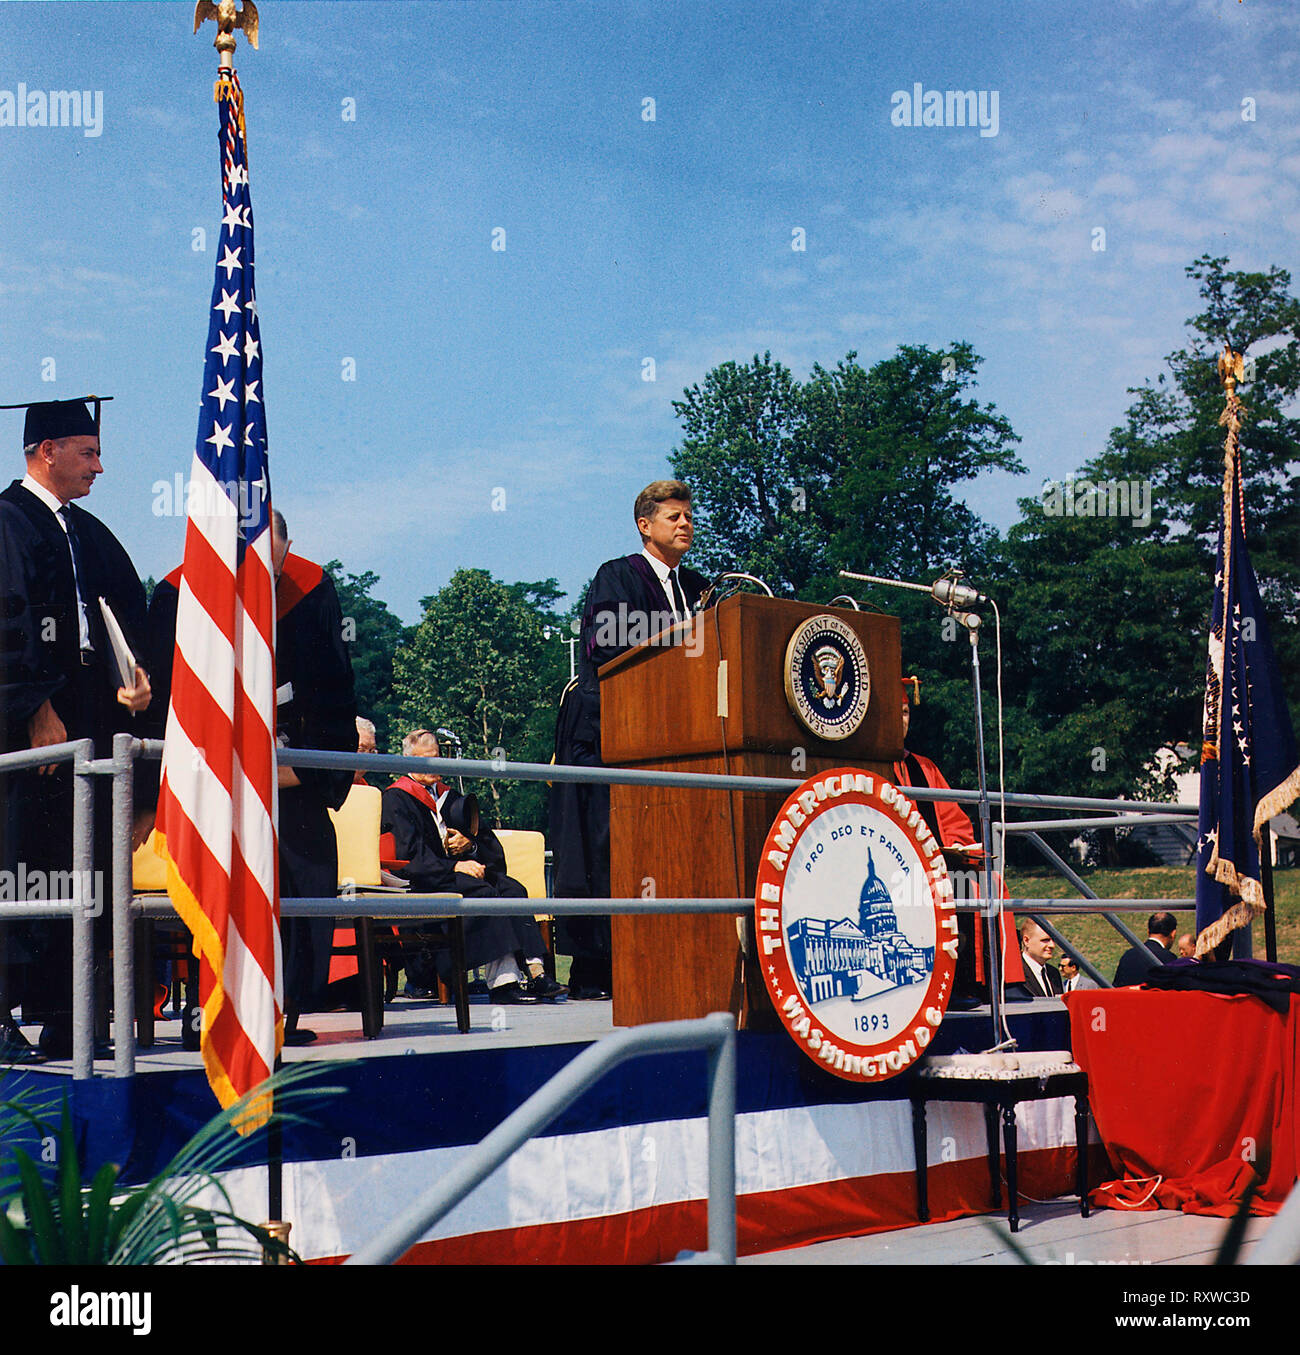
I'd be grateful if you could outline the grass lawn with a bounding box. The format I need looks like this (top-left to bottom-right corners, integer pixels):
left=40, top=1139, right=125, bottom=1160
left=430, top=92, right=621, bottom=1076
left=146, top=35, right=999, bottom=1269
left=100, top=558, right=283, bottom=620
left=1003, top=865, right=1300, bottom=978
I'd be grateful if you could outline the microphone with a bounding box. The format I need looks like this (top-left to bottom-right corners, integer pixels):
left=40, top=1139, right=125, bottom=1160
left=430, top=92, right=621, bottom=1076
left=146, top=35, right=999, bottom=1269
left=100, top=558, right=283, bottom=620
left=697, top=571, right=774, bottom=609
left=931, top=576, right=987, bottom=610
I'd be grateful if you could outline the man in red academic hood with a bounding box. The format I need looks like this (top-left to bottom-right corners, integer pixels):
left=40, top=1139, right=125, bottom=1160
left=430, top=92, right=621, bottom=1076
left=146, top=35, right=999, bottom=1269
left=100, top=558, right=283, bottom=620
left=892, top=677, right=1025, bottom=999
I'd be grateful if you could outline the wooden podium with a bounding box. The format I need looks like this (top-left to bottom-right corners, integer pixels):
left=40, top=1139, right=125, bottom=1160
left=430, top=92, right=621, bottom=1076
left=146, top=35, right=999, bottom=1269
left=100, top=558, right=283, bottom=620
left=601, top=594, right=902, bottom=1027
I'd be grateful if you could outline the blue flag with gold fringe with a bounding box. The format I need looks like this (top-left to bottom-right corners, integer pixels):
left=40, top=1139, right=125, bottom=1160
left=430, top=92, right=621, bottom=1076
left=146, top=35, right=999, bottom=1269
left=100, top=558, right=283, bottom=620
left=1194, top=364, right=1300, bottom=955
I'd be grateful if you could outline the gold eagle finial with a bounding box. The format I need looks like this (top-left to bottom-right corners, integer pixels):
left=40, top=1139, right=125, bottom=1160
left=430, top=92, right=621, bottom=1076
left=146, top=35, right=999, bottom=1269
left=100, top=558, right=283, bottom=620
left=194, top=0, right=260, bottom=59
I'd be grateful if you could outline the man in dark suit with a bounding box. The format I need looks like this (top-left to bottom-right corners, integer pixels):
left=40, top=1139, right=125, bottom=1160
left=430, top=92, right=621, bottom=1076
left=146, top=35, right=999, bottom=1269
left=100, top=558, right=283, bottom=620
left=549, top=479, right=709, bottom=998
left=1017, top=919, right=1064, bottom=997
left=0, top=397, right=154, bottom=1060
left=1113, top=911, right=1178, bottom=987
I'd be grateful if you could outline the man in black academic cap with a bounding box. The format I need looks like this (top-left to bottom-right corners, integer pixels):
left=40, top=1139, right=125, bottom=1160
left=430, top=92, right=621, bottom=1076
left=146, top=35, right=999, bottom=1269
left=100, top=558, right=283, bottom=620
left=0, top=397, right=153, bottom=1061
left=548, top=479, right=709, bottom=999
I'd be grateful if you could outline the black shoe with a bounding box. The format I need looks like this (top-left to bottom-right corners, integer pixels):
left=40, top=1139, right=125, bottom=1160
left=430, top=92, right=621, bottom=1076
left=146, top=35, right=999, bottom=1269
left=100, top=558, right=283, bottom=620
left=569, top=985, right=612, bottom=1001
left=466, top=978, right=490, bottom=996
left=37, top=1025, right=73, bottom=1060
left=403, top=984, right=437, bottom=1000
left=283, top=1026, right=318, bottom=1046
left=525, top=974, right=568, bottom=1002
left=0, top=1023, right=46, bottom=1065
left=491, top=981, right=541, bottom=1005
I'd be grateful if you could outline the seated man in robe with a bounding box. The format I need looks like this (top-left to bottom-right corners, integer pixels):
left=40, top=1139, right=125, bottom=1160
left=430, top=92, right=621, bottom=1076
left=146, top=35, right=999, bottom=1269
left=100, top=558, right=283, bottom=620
left=383, top=729, right=565, bottom=1004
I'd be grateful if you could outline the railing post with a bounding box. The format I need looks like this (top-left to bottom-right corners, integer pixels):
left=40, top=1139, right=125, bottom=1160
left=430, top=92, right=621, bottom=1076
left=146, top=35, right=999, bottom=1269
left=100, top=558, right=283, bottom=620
left=706, top=1013, right=737, bottom=1265
left=111, top=733, right=136, bottom=1078
left=71, top=738, right=95, bottom=1081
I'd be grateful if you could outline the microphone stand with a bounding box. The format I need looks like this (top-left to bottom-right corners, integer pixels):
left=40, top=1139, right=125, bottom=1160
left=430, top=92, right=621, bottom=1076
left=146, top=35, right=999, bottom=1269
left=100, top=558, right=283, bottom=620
left=839, top=569, right=1007, bottom=1052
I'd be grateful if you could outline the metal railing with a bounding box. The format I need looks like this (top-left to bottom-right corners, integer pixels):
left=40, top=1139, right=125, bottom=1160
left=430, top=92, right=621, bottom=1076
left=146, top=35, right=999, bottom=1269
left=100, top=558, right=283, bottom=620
left=344, top=1012, right=737, bottom=1266
left=0, top=734, right=1210, bottom=1080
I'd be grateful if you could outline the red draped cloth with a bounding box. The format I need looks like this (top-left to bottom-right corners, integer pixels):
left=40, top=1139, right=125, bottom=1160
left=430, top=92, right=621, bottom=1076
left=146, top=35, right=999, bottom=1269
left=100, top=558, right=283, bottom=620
left=1066, top=988, right=1300, bottom=1216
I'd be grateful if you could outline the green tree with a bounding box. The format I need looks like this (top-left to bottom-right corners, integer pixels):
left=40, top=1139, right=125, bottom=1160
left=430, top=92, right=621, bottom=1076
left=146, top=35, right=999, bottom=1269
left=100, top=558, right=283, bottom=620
left=670, top=344, right=1023, bottom=791
left=670, top=353, right=823, bottom=594
left=994, top=255, right=1300, bottom=807
left=670, top=345, right=1022, bottom=601
left=390, top=569, right=567, bottom=831
left=324, top=561, right=409, bottom=752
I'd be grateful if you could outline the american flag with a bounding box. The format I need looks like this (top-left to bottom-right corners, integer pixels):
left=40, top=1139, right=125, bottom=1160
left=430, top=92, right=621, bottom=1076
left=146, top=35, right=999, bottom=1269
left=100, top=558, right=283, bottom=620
left=155, top=69, right=280, bottom=1130
left=1194, top=389, right=1300, bottom=957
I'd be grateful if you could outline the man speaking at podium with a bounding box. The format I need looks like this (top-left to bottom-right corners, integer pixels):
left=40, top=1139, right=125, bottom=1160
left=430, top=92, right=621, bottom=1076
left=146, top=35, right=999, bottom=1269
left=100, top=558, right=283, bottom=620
left=550, top=480, right=708, bottom=999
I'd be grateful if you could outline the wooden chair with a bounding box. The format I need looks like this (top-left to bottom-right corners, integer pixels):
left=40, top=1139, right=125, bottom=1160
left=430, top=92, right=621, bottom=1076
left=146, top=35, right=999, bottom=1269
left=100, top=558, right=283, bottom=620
left=329, top=785, right=470, bottom=1036
left=131, top=830, right=197, bottom=1049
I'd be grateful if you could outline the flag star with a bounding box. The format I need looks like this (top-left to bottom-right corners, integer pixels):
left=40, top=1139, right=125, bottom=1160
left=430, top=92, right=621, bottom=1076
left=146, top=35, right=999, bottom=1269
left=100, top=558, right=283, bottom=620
left=205, top=421, right=234, bottom=455
left=211, top=331, right=239, bottom=364
left=217, top=245, right=242, bottom=278
left=246, top=296, right=258, bottom=319
left=230, top=163, right=248, bottom=187
left=244, top=378, right=260, bottom=404
left=222, top=201, right=243, bottom=232
left=213, top=288, right=241, bottom=321
left=208, top=375, right=237, bottom=410
left=244, top=333, right=260, bottom=364
left=244, top=421, right=258, bottom=446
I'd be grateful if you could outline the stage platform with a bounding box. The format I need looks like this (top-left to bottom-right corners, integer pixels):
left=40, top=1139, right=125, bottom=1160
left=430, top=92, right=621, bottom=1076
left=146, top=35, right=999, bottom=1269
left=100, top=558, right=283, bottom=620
left=742, top=1197, right=1270, bottom=1266
left=7, top=994, right=1101, bottom=1265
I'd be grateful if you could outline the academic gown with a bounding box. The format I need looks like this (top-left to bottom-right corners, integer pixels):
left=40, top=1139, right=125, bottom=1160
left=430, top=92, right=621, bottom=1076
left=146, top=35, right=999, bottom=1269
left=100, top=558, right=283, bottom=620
left=380, top=777, right=543, bottom=976
left=549, top=553, right=708, bottom=984
left=149, top=554, right=356, bottom=1014
left=892, top=747, right=1025, bottom=990
left=0, top=480, right=153, bottom=1024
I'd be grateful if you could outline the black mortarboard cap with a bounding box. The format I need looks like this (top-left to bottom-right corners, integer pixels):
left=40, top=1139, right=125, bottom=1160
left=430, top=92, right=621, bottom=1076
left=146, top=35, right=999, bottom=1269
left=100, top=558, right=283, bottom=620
left=2, top=395, right=113, bottom=445
left=442, top=791, right=481, bottom=839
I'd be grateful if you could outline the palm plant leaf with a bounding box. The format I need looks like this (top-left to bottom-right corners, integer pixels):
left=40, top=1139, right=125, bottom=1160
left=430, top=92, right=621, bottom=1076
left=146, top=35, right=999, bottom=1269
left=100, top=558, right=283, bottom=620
left=0, top=1059, right=345, bottom=1265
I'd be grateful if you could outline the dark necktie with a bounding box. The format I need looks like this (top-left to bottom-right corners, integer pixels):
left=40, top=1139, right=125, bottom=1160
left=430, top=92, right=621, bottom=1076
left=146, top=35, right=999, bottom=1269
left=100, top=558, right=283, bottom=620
left=58, top=506, right=91, bottom=652
left=668, top=568, right=689, bottom=621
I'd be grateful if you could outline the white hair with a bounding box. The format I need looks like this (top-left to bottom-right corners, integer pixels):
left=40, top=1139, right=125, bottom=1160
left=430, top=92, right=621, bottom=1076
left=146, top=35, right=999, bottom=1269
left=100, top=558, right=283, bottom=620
left=401, top=729, right=439, bottom=758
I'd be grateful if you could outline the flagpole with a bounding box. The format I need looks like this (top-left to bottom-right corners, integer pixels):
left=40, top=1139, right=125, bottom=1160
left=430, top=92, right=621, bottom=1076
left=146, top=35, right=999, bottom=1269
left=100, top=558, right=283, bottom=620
left=193, top=0, right=284, bottom=1242
left=1261, top=824, right=1277, bottom=963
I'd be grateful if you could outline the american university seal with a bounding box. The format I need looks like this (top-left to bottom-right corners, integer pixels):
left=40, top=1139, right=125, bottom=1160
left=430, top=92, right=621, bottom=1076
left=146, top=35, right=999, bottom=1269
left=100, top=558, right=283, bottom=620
left=783, top=614, right=870, bottom=741
left=755, top=770, right=957, bottom=1081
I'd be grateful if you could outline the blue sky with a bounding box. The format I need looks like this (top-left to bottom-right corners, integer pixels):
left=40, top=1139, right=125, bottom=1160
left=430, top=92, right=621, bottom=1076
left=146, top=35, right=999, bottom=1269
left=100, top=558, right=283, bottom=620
left=2, top=0, right=1298, bottom=622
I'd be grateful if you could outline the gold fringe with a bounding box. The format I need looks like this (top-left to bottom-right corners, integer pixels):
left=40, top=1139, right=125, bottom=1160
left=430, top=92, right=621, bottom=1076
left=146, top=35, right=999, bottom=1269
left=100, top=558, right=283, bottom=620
left=1255, top=762, right=1300, bottom=837
left=1194, top=899, right=1258, bottom=958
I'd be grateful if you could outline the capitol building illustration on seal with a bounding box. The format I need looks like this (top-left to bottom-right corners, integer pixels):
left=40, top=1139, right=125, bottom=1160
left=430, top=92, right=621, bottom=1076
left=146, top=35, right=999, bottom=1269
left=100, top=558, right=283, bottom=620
left=787, top=849, right=935, bottom=1004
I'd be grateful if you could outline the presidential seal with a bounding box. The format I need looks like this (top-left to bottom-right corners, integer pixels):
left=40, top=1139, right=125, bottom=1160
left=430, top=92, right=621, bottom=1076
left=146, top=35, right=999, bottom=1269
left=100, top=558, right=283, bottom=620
left=755, top=769, right=957, bottom=1082
left=783, top=614, right=870, bottom=741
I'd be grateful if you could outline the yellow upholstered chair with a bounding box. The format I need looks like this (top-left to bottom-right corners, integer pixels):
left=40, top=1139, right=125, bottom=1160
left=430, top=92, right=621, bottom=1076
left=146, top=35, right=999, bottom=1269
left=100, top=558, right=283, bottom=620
left=328, top=783, right=383, bottom=889
left=496, top=829, right=546, bottom=900
left=131, top=830, right=190, bottom=1048
left=132, top=830, right=169, bottom=893
left=496, top=829, right=554, bottom=970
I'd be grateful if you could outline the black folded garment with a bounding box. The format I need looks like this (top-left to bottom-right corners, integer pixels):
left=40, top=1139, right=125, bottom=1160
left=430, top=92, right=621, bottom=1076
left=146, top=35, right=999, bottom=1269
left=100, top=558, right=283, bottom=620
left=1139, top=958, right=1300, bottom=1014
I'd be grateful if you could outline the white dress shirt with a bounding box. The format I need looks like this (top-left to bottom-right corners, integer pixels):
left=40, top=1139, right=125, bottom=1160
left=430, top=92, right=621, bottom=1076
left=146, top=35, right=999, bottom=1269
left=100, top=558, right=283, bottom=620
left=22, top=472, right=91, bottom=650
